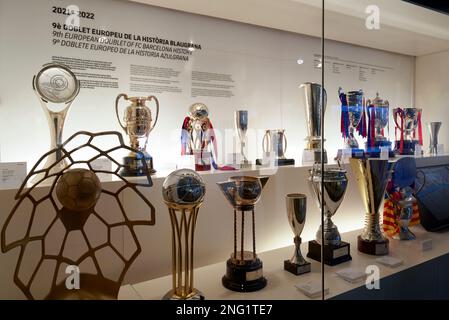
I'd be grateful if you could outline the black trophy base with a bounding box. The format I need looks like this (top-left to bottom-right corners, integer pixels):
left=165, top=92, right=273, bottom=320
left=284, top=260, right=311, bottom=275
left=222, top=258, right=267, bottom=292
left=256, top=158, right=295, bottom=166
left=357, top=235, right=389, bottom=256
left=307, top=240, right=352, bottom=266
left=394, top=140, right=418, bottom=156
left=120, top=154, right=155, bottom=176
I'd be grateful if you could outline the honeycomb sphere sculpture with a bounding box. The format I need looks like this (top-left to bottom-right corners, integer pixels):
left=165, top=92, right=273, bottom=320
left=56, top=168, right=101, bottom=211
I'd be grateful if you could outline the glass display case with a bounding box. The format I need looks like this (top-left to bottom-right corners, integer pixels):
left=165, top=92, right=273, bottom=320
left=1, top=0, right=449, bottom=301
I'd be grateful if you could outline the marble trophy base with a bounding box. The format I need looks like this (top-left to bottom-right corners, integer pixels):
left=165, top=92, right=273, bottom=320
left=365, top=141, right=395, bottom=158
left=307, top=240, right=352, bottom=266
left=394, top=140, right=419, bottom=156
left=284, top=260, right=311, bottom=275
left=357, top=235, right=389, bottom=256
left=256, top=158, right=295, bottom=166
left=120, top=153, right=155, bottom=176
left=222, top=252, right=267, bottom=292
left=162, top=288, right=205, bottom=300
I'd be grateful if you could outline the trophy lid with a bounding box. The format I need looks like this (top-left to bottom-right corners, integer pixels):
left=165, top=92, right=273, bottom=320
left=33, top=63, right=80, bottom=105
left=162, top=169, right=205, bottom=207
left=189, top=103, right=209, bottom=120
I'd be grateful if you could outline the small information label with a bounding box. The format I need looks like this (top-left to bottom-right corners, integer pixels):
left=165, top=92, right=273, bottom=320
left=302, top=149, right=315, bottom=165
left=421, top=238, right=433, bottom=251
left=333, top=246, right=349, bottom=259
left=414, top=144, right=423, bottom=157
left=335, top=268, right=367, bottom=283
left=375, top=256, right=403, bottom=268
left=437, top=144, right=445, bottom=155
left=380, top=147, right=389, bottom=160
left=295, top=281, right=329, bottom=299
left=0, top=162, right=27, bottom=189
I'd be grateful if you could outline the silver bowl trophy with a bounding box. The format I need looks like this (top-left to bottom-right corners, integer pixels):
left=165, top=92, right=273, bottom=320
left=256, top=129, right=295, bottom=166
left=284, top=193, right=311, bottom=275
left=351, top=158, right=393, bottom=255
left=115, top=94, right=159, bottom=176
left=428, top=122, right=442, bottom=155
left=32, top=63, right=80, bottom=177
left=307, top=165, right=352, bottom=265
left=386, top=157, right=423, bottom=240
left=162, top=169, right=206, bottom=300
left=235, top=110, right=251, bottom=168
left=339, top=88, right=365, bottom=158
left=393, top=107, right=422, bottom=155
left=217, top=176, right=269, bottom=292
left=300, top=82, right=328, bottom=164
left=366, top=93, right=394, bottom=158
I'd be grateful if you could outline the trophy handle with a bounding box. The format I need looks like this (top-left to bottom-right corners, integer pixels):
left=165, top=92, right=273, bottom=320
left=146, top=95, right=159, bottom=134
left=115, top=93, right=128, bottom=132
left=414, top=169, right=426, bottom=195
left=282, top=131, right=288, bottom=155
left=262, top=130, right=270, bottom=153
left=393, top=108, right=402, bottom=132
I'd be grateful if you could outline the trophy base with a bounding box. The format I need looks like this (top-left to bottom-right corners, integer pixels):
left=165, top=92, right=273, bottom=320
left=350, top=148, right=365, bottom=158
left=284, top=260, right=311, bottom=275
left=162, top=288, right=205, bottom=300
left=357, top=235, right=389, bottom=255
left=393, top=227, right=416, bottom=241
left=195, top=164, right=211, bottom=171
left=394, top=140, right=418, bottom=155
left=302, top=149, right=328, bottom=164
left=307, top=240, right=352, bottom=266
left=120, top=154, right=155, bottom=176
left=365, top=141, right=395, bottom=158
left=256, top=158, right=295, bottom=166
left=222, top=258, right=267, bottom=292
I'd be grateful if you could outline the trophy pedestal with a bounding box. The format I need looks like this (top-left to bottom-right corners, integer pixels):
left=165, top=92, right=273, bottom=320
left=365, top=141, right=395, bottom=158
left=162, top=288, right=205, bottom=300
left=307, top=240, right=352, bottom=266
left=222, top=256, right=267, bottom=292
left=394, top=140, right=418, bottom=155
left=256, top=158, right=295, bottom=166
left=120, top=153, right=155, bottom=176
left=357, top=235, right=389, bottom=255
left=284, top=260, right=311, bottom=275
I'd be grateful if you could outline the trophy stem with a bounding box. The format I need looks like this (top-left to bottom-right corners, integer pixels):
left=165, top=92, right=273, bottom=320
left=252, top=209, right=256, bottom=260
left=165, top=206, right=204, bottom=300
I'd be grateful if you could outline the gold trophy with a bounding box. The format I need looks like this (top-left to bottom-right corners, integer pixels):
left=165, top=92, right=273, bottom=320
left=32, top=63, right=80, bottom=179
left=115, top=94, right=159, bottom=176
left=162, top=169, right=206, bottom=300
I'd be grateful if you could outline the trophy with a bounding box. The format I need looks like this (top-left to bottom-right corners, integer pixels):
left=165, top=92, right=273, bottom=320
left=393, top=107, right=422, bottom=155
left=300, top=82, right=328, bottom=163
left=307, top=166, right=352, bottom=265
left=350, top=158, right=393, bottom=255
left=162, top=169, right=206, bottom=300
left=115, top=94, right=159, bottom=176
left=256, top=129, right=295, bottom=166
left=366, top=93, right=394, bottom=158
left=33, top=63, right=80, bottom=177
left=385, top=157, right=423, bottom=240
left=339, top=88, right=366, bottom=157
left=217, top=176, right=269, bottom=292
left=428, top=122, right=442, bottom=155
left=235, top=110, right=251, bottom=168
left=284, top=193, right=311, bottom=275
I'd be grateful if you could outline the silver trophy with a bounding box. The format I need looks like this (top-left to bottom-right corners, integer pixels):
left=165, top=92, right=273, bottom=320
left=428, top=122, right=442, bottom=155
left=33, top=63, right=80, bottom=177
left=393, top=187, right=417, bottom=240
left=339, top=88, right=364, bottom=149
left=258, top=129, right=295, bottom=166
left=284, top=193, right=311, bottom=275
left=393, top=107, right=422, bottom=155
left=300, top=82, right=327, bottom=163
left=307, top=166, right=351, bottom=265
left=234, top=110, right=251, bottom=167
left=366, top=93, right=392, bottom=157
left=350, top=158, right=392, bottom=255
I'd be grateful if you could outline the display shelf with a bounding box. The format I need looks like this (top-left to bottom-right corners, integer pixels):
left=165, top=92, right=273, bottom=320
left=127, top=225, right=449, bottom=300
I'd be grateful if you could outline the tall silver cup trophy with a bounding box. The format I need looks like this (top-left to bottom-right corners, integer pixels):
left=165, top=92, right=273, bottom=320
left=115, top=94, right=159, bottom=176
left=284, top=194, right=311, bottom=275
left=300, top=82, right=328, bottom=163
left=307, top=166, right=352, bottom=265
left=428, top=122, right=442, bottom=155
left=235, top=110, right=251, bottom=167
left=33, top=63, right=80, bottom=178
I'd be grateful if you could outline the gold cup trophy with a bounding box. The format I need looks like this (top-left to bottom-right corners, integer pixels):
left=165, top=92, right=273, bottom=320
left=115, top=94, right=159, bottom=176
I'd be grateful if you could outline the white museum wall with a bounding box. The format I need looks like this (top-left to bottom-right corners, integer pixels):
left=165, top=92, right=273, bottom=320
left=415, top=50, right=449, bottom=151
